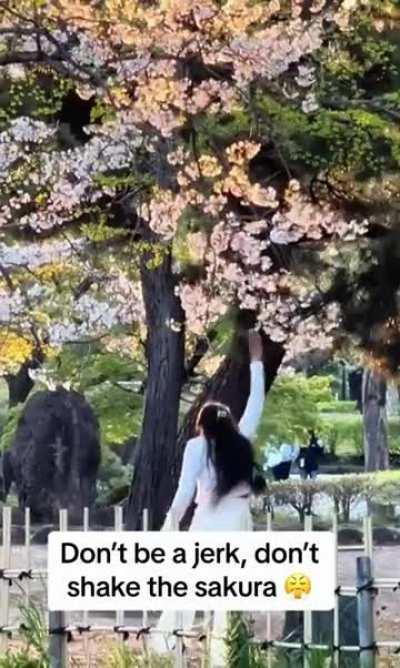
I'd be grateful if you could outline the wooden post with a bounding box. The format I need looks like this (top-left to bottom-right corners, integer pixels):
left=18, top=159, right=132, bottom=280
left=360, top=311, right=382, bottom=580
left=357, top=557, right=375, bottom=668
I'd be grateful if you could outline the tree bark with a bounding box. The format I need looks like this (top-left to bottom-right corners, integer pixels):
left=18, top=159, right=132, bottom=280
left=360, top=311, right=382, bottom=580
left=177, top=330, right=285, bottom=528
left=362, top=368, right=389, bottom=471
left=126, top=246, right=185, bottom=530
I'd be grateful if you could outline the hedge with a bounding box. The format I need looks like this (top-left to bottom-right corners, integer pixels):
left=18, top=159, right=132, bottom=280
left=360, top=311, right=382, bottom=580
left=320, top=414, right=400, bottom=457
left=317, top=400, right=359, bottom=414
left=262, top=472, right=400, bottom=522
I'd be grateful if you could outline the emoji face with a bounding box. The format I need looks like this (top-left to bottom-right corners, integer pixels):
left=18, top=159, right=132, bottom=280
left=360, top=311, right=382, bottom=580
left=285, top=573, right=311, bottom=599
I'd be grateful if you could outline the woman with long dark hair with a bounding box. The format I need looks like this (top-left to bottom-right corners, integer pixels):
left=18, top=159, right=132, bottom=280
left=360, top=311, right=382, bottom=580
left=150, top=331, right=265, bottom=661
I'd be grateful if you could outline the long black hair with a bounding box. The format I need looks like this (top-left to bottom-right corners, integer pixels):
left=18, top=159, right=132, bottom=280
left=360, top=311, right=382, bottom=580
left=196, top=402, right=266, bottom=501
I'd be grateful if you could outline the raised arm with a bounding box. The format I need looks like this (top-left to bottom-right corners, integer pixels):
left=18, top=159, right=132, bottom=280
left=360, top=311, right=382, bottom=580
left=163, top=438, right=204, bottom=529
left=239, top=331, right=265, bottom=440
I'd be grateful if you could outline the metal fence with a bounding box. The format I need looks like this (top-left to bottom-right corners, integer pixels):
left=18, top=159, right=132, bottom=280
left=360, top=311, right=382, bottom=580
left=1, top=505, right=400, bottom=667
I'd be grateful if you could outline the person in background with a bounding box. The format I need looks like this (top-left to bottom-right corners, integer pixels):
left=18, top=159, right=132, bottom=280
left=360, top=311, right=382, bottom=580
left=270, top=442, right=299, bottom=481
left=298, top=430, right=324, bottom=480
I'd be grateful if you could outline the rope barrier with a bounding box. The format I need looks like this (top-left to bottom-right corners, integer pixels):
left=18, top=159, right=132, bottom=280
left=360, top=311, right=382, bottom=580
left=49, top=626, right=73, bottom=643
left=136, top=626, right=151, bottom=640
left=356, top=580, right=378, bottom=596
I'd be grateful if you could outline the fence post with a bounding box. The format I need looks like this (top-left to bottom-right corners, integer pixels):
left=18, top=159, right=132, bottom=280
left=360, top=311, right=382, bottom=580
left=171, top=514, right=184, bottom=668
left=0, top=506, right=11, bottom=653
left=303, top=514, right=313, bottom=668
left=49, top=611, right=67, bottom=668
left=49, top=510, right=68, bottom=668
left=357, top=556, right=375, bottom=668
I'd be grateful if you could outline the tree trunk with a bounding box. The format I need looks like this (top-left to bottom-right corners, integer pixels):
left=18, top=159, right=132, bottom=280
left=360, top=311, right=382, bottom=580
left=177, top=331, right=284, bottom=449
left=126, top=246, right=185, bottom=530
left=177, top=331, right=285, bottom=528
left=362, top=368, right=389, bottom=471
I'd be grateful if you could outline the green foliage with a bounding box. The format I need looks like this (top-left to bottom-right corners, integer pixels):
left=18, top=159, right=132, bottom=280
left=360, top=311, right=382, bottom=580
left=0, top=380, right=8, bottom=438
left=82, top=219, right=130, bottom=243
left=264, top=479, right=321, bottom=522
left=256, top=92, right=400, bottom=178
left=97, top=448, right=133, bottom=505
left=319, top=412, right=400, bottom=457
left=43, top=347, right=144, bottom=448
left=0, top=603, right=48, bottom=667
left=0, top=69, right=72, bottom=128
left=226, top=612, right=266, bottom=668
left=225, top=615, right=331, bottom=667
left=264, top=471, right=400, bottom=522
left=88, top=383, right=142, bottom=448
left=323, top=475, right=375, bottom=522
left=258, top=374, right=333, bottom=449
left=193, top=107, right=252, bottom=151
left=317, top=401, right=358, bottom=414
left=254, top=14, right=400, bottom=180
left=0, top=404, right=23, bottom=452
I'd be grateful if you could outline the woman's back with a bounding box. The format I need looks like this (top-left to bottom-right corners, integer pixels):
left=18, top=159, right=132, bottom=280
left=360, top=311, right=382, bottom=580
left=185, top=435, right=252, bottom=506
left=167, top=359, right=265, bottom=524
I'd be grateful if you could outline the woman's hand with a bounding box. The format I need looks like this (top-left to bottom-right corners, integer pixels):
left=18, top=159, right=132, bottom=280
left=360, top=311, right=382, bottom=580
left=248, top=330, right=263, bottom=362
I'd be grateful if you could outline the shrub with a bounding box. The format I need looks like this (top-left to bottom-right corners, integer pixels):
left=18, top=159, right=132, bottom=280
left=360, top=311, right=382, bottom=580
left=97, top=448, right=133, bottom=506
left=317, top=401, right=358, bottom=414
left=264, top=480, right=322, bottom=522
left=319, top=414, right=363, bottom=457
left=258, top=374, right=334, bottom=449
left=0, top=604, right=48, bottom=668
left=263, top=472, right=400, bottom=523
left=322, top=475, right=375, bottom=522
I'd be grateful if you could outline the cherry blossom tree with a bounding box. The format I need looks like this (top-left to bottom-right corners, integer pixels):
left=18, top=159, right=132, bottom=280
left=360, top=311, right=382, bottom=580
left=0, top=0, right=398, bottom=524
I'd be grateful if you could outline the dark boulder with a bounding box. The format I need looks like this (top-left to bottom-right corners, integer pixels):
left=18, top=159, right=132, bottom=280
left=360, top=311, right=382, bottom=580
left=9, top=387, right=101, bottom=522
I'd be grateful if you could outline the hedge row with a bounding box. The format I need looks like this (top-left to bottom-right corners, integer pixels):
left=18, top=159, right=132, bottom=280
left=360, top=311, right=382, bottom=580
left=261, top=472, right=400, bottom=522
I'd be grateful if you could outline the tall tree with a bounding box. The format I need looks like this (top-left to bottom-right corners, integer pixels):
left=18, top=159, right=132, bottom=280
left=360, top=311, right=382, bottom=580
left=362, top=368, right=389, bottom=471
left=1, top=0, right=400, bottom=524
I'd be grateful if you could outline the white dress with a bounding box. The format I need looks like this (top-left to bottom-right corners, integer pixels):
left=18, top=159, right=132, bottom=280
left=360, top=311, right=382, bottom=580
left=150, top=361, right=265, bottom=663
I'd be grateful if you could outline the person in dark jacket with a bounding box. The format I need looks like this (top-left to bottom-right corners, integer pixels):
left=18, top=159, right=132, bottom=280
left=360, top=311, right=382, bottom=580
left=298, top=430, right=324, bottom=480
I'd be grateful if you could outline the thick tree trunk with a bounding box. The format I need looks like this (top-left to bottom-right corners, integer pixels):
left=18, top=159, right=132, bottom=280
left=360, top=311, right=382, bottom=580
left=126, top=247, right=185, bottom=530
left=362, top=368, right=389, bottom=471
left=177, top=331, right=285, bottom=528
